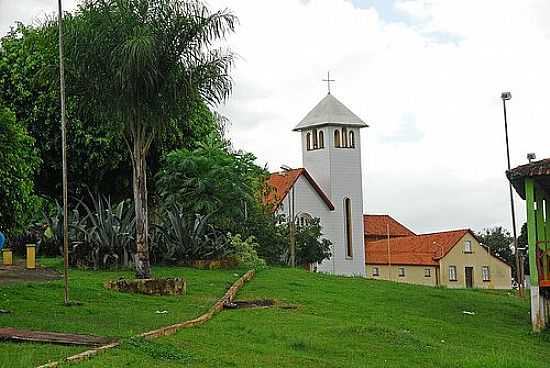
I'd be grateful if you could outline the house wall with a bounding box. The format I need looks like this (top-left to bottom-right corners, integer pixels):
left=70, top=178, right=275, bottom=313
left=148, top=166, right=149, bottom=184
left=302, top=126, right=366, bottom=276
left=365, top=264, right=438, bottom=286
left=439, top=233, right=512, bottom=289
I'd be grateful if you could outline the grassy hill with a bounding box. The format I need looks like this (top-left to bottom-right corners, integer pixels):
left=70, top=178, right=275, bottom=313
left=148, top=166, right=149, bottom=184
left=75, top=267, right=550, bottom=368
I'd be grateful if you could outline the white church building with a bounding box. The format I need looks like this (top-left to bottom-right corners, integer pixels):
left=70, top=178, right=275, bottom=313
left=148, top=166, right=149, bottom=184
left=265, top=92, right=368, bottom=276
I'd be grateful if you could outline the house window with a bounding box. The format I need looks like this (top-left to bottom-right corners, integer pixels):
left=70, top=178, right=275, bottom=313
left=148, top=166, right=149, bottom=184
left=398, top=267, right=405, bottom=277
left=334, top=129, right=341, bottom=147
left=424, top=268, right=431, bottom=277
left=449, top=266, right=457, bottom=281
left=306, top=132, right=311, bottom=151
left=372, top=267, right=380, bottom=276
left=344, top=198, right=353, bottom=258
left=342, top=127, right=348, bottom=147
left=349, top=130, right=355, bottom=148
left=482, top=266, right=490, bottom=281
left=464, top=240, right=472, bottom=253
left=318, top=130, right=324, bottom=148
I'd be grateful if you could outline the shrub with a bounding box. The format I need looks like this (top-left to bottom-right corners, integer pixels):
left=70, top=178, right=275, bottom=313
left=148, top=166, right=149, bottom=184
left=295, top=218, right=332, bottom=266
left=228, top=233, right=266, bottom=269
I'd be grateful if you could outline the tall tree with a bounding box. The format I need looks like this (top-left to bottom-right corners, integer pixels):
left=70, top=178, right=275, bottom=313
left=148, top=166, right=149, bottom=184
left=63, top=0, right=235, bottom=278
left=0, top=103, right=41, bottom=238
left=477, top=226, right=515, bottom=276
left=0, top=23, right=225, bottom=204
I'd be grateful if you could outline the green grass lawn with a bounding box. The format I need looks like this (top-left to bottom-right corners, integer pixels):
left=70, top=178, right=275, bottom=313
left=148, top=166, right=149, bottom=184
left=0, top=258, right=246, bottom=368
left=74, top=267, right=550, bottom=368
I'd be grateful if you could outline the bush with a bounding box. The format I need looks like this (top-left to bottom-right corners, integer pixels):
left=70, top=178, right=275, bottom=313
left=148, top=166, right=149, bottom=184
left=295, top=218, right=332, bottom=266
left=228, top=233, right=266, bottom=269
left=0, top=105, right=41, bottom=239
left=156, top=141, right=268, bottom=232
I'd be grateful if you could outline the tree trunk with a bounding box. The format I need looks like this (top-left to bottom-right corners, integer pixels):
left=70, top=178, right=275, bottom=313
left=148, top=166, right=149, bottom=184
left=132, top=132, right=152, bottom=279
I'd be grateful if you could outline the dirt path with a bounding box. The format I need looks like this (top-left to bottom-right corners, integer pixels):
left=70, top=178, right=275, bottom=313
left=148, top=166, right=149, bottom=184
left=0, top=259, right=61, bottom=284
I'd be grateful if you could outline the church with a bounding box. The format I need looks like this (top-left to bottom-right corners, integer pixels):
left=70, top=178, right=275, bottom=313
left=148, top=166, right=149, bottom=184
left=266, top=90, right=368, bottom=276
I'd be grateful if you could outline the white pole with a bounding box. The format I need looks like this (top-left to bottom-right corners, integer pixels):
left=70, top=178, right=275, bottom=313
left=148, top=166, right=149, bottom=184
left=57, top=0, right=70, bottom=305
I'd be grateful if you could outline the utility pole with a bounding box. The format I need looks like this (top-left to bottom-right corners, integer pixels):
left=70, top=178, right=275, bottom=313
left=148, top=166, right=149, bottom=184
left=58, top=0, right=70, bottom=305
left=289, top=186, right=296, bottom=267
left=501, top=92, right=524, bottom=297
left=386, top=223, right=391, bottom=281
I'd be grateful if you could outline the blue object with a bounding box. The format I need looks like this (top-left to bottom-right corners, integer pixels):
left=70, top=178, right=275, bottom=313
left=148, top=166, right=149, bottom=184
left=0, top=232, right=5, bottom=250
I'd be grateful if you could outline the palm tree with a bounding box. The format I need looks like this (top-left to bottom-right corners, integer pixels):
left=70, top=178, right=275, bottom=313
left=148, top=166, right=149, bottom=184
left=63, top=0, right=236, bottom=278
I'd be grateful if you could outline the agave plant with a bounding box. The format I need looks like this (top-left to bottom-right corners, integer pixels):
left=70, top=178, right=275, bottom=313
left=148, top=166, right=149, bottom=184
left=42, top=200, right=84, bottom=257
left=153, top=206, right=229, bottom=264
left=75, top=193, right=135, bottom=268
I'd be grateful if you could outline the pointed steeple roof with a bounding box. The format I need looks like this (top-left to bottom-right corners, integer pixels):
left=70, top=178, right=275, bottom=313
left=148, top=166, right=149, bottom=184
left=293, top=93, right=368, bottom=131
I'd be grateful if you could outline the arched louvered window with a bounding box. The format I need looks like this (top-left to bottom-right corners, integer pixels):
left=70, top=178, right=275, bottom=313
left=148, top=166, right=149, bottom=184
left=313, top=128, right=318, bottom=149
left=318, top=130, right=324, bottom=148
left=344, top=198, right=353, bottom=258
left=349, top=130, right=355, bottom=148
left=306, top=132, right=311, bottom=150
left=334, top=129, right=341, bottom=147
left=342, top=127, right=348, bottom=147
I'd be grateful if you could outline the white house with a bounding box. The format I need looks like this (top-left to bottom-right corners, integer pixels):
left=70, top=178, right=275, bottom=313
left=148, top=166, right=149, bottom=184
left=265, top=92, right=368, bottom=276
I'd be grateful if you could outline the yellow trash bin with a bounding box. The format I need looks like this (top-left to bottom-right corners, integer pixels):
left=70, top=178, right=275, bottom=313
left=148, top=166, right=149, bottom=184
left=2, top=249, right=12, bottom=266
left=26, top=244, right=36, bottom=269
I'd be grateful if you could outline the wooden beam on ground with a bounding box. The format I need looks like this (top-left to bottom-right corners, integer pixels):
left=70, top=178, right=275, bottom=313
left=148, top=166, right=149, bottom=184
left=0, top=328, right=115, bottom=347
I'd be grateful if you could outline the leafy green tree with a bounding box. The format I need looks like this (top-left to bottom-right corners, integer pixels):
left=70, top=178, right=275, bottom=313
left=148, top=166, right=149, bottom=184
left=63, top=0, right=236, bottom=278
left=0, top=23, right=224, bottom=203
left=157, top=139, right=267, bottom=229
left=0, top=24, right=128, bottom=200
left=477, top=226, right=515, bottom=276
left=295, top=218, right=332, bottom=266
left=0, top=104, right=41, bottom=238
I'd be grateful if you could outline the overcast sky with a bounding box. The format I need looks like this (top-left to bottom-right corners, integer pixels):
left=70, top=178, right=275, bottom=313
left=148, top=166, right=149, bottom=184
left=2, top=0, right=550, bottom=234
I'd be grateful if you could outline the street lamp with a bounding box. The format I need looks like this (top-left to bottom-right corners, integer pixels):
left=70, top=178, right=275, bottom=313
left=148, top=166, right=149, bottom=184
left=501, top=91, right=524, bottom=297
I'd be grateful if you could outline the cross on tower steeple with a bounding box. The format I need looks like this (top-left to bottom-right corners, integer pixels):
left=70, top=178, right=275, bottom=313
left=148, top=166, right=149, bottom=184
left=322, top=71, right=335, bottom=94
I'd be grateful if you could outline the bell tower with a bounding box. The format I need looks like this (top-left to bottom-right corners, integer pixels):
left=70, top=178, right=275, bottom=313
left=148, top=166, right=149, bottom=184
left=293, top=88, right=368, bottom=276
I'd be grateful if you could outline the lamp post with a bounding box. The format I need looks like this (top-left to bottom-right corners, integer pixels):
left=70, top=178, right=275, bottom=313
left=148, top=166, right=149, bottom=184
left=501, top=92, right=524, bottom=297
left=58, top=0, right=70, bottom=305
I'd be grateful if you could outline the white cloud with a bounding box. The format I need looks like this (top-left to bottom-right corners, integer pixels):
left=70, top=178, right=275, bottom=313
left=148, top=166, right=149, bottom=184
left=210, top=0, right=550, bottom=233
left=4, top=0, right=549, bottom=234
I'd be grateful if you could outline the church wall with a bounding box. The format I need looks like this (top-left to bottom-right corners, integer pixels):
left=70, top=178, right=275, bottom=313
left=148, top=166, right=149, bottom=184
left=320, top=126, right=366, bottom=276
left=302, top=129, right=331, bottom=197
left=275, top=175, right=333, bottom=268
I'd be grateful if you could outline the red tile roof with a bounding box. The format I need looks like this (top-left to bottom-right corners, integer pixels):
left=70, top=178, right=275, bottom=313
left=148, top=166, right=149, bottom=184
left=365, top=229, right=471, bottom=266
left=363, top=214, right=415, bottom=237
left=264, top=168, right=334, bottom=211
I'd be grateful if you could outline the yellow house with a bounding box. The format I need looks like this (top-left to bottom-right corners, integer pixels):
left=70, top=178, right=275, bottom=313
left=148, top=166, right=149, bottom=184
left=365, top=229, right=512, bottom=289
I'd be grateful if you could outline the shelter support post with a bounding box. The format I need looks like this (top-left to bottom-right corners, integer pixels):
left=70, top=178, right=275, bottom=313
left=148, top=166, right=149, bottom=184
left=525, top=178, right=549, bottom=331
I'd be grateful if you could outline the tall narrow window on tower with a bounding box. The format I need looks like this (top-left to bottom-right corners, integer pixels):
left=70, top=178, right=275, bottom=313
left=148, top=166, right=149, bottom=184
left=344, top=198, right=353, bottom=258
left=313, top=128, right=318, bottom=149
left=306, top=132, right=311, bottom=150
left=334, top=129, right=341, bottom=147
left=318, top=130, right=324, bottom=148
left=349, top=130, right=355, bottom=148
left=342, top=127, right=348, bottom=147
